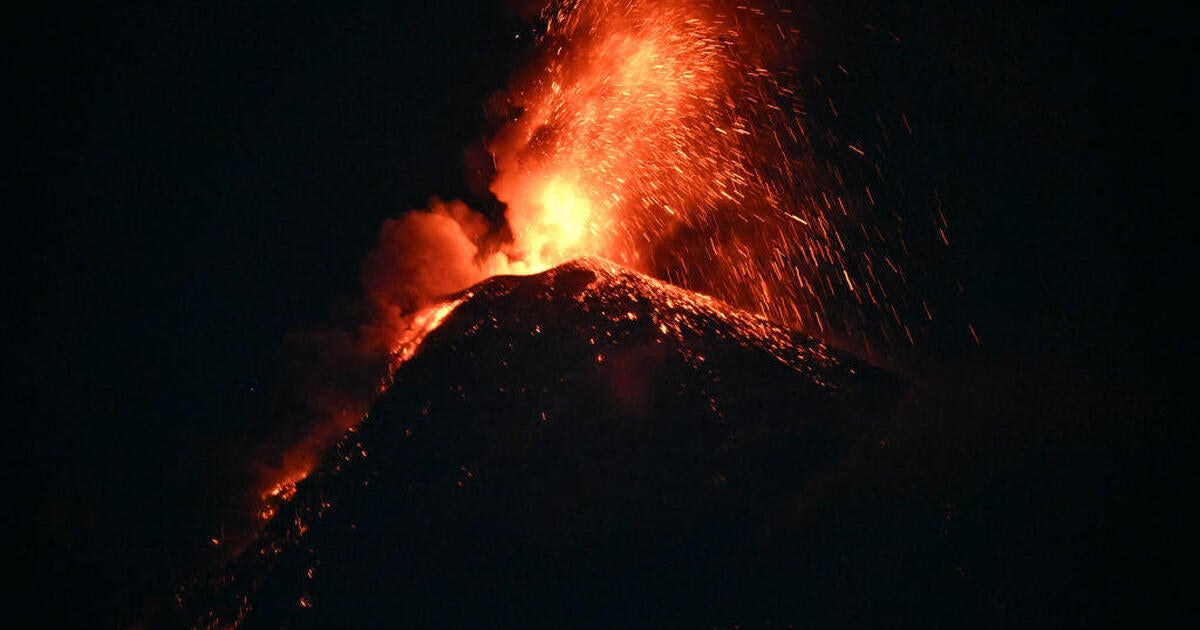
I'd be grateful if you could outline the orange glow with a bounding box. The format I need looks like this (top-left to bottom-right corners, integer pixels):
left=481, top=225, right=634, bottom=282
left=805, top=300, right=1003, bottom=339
left=257, top=473, right=305, bottom=522
left=249, top=0, right=917, bottom=529
left=475, top=0, right=908, bottom=351
left=386, top=298, right=466, bottom=371
left=489, top=0, right=733, bottom=275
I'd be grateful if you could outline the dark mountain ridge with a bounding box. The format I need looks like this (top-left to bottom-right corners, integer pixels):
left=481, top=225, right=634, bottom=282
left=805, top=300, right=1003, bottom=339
left=164, top=258, right=1179, bottom=628
left=171, top=258, right=907, bottom=627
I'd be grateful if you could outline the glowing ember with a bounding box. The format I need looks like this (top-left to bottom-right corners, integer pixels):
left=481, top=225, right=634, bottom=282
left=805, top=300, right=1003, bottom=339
left=258, top=474, right=304, bottom=522
left=386, top=298, right=467, bottom=374
left=473, top=0, right=910, bottom=347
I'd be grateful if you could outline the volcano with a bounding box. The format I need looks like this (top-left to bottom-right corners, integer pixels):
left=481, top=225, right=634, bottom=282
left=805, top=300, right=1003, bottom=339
left=142, top=255, right=1183, bottom=628
left=168, top=258, right=911, bottom=627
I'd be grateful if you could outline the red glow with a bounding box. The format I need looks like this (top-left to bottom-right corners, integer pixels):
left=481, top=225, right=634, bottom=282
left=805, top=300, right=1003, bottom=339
left=477, top=0, right=903, bottom=345
left=251, top=0, right=914, bottom=526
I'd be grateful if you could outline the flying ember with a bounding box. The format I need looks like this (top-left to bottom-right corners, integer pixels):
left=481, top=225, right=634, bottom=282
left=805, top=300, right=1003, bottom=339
left=484, top=0, right=906, bottom=343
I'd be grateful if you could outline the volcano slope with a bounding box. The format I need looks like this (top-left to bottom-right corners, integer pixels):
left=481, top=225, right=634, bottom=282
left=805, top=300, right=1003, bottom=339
left=178, top=258, right=916, bottom=627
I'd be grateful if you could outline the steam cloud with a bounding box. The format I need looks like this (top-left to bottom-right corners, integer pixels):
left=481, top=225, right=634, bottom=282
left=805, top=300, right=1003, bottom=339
left=359, top=198, right=498, bottom=353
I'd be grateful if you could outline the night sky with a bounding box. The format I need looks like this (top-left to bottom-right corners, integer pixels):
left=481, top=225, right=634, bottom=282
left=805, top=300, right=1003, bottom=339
left=11, top=1, right=1185, bottom=627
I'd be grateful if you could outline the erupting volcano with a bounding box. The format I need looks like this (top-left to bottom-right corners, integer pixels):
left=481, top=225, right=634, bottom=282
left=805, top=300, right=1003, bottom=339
left=21, top=0, right=1176, bottom=626
left=243, top=0, right=923, bottom=517
left=412, top=0, right=912, bottom=336
left=168, top=0, right=937, bottom=626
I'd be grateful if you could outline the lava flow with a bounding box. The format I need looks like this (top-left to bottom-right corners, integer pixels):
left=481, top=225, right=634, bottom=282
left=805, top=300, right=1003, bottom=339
left=247, top=0, right=917, bottom=547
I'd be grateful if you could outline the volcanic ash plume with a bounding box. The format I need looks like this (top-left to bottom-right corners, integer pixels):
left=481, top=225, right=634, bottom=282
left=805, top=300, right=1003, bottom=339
left=359, top=198, right=500, bottom=354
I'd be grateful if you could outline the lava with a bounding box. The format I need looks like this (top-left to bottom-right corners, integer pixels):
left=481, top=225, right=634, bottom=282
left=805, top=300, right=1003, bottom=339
left=485, top=0, right=907, bottom=344
left=360, top=0, right=910, bottom=342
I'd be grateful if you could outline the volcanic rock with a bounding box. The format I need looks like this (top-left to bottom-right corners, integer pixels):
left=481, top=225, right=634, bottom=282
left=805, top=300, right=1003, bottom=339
left=175, top=258, right=909, bottom=627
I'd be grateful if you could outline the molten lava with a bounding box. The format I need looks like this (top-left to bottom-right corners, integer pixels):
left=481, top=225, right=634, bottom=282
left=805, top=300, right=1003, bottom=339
left=485, top=0, right=904, bottom=344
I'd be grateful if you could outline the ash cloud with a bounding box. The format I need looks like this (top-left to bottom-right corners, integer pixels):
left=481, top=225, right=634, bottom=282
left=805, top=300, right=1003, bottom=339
left=359, top=198, right=499, bottom=354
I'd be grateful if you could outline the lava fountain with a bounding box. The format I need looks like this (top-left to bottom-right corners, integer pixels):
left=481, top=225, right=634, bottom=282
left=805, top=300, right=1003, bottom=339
left=356, top=0, right=912, bottom=358
left=485, top=0, right=905, bottom=341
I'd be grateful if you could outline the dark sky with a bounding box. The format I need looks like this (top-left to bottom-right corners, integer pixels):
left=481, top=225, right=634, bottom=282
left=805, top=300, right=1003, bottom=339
left=10, top=1, right=1183, bottom=626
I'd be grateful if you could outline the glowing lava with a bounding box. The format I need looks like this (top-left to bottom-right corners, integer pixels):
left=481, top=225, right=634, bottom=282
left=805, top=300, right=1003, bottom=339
left=490, top=0, right=734, bottom=274
left=483, top=0, right=907, bottom=347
